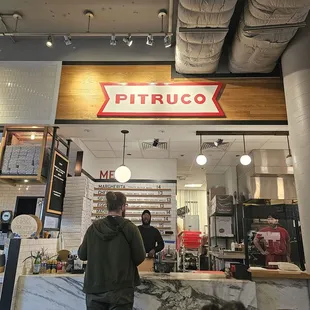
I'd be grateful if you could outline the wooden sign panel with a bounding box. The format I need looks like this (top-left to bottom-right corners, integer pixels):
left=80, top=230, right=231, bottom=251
left=56, top=65, right=287, bottom=122
left=46, top=151, right=69, bottom=215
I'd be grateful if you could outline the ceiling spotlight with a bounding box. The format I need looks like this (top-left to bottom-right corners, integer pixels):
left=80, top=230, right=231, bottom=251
left=153, top=139, right=159, bottom=147
left=110, top=34, right=117, bottom=46
left=164, top=34, right=171, bottom=48
left=196, top=135, right=207, bottom=166
left=214, top=139, right=223, bottom=147
left=46, top=35, right=53, bottom=48
left=123, top=35, right=133, bottom=47
left=240, top=135, right=251, bottom=166
left=146, top=34, right=154, bottom=46
left=30, top=134, right=35, bottom=140
left=64, top=35, right=72, bottom=46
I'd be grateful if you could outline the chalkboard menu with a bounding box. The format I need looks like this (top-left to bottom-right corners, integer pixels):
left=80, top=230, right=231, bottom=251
left=46, top=151, right=69, bottom=215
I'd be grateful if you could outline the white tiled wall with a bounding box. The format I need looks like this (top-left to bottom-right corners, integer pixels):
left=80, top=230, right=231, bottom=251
left=60, top=176, right=93, bottom=251
left=0, top=184, right=45, bottom=214
left=9, top=238, right=58, bottom=310
left=0, top=61, right=62, bottom=125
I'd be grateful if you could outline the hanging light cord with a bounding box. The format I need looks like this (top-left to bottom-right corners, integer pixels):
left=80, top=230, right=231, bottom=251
left=200, top=135, right=203, bottom=154
left=87, top=15, right=91, bottom=33
left=122, top=132, right=126, bottom=166
left=287, top=135, right=291, bottom=156
left=243, top=135, right=246, bottom=154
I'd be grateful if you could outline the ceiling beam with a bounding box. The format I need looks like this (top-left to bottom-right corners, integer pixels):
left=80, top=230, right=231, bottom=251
left=196, top=131, right=289, bottom=136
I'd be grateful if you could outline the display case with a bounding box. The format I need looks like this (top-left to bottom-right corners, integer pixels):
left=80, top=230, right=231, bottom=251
left=0, top=127, right=53, bottom=184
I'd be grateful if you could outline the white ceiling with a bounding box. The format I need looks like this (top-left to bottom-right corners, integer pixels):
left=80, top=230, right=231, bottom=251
left=59, top=124, right=289, bottom=188
left=0, top=0, right=169, bottom=33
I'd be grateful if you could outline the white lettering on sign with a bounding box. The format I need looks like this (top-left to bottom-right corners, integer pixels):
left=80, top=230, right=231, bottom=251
left=97, top=82, right=224, bottom=118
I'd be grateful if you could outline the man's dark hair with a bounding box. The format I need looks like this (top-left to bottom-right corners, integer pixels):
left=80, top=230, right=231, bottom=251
left=222, top=301, right=246, bottom=310
left=201, top=302, right=246, bottom=310
left=201, top=305, right=220, bottom=310
left=106, top=191, right=126, bottom=212
left=267, top=212, right=278, bottom=219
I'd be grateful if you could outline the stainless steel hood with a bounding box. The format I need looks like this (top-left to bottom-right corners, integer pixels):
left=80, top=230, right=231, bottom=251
left=237, top=150, right=296, bottom=201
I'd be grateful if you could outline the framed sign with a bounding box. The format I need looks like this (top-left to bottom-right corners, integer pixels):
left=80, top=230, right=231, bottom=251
left=46, top=151, right=69, bottom=215
left=97, top=82, right=224, bottom=118
left=44, top=215, right=60, bottom=229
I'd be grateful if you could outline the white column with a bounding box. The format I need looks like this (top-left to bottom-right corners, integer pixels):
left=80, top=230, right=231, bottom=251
left=282, top=15, right=310, bottom=270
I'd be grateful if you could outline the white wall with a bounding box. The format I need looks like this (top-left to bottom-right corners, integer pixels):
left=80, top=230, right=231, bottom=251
left=0, top=184, right=45, bottom=214
left=177, top=190, right=208, bottom=234
left=0, top=61, right=62, bottom=125
left=225, top=167, right=237, bottom=195
left=73, top=138, right=177, bottom=180
left=206, top=174, right=226, bottom=189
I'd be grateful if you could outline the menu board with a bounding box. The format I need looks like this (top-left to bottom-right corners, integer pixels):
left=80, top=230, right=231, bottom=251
left=46, top=151, right=68, bottom=215
left=92, top=182, right=177, bottom=238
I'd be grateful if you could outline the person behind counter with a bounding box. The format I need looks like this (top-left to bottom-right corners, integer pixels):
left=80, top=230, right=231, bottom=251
left=78, top=191, right=145, bottom=310
left=138, top=210, right=164, bottom=258
left=254, top=213, right=291, bottom=266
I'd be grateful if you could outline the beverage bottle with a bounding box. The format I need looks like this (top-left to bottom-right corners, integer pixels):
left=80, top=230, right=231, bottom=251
left=33, top=254, right=41, bottom=275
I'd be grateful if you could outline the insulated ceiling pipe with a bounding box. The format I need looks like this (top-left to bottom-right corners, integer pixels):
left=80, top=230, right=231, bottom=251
left=175, top=0, right=237, bottom=74
left=229, top=0, right=310, bottom=73
left=282, top=14, right=310, bottom=271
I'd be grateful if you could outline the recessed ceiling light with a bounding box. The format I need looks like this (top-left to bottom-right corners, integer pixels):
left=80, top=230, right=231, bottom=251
left=30, top=134, right=35, bottom=140
left=24, top=179, right=29, bottom=183
left=184, top=184, right=203, bottom=188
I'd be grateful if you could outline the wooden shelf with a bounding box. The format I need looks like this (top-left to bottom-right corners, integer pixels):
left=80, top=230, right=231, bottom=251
left=92, top=213, right=170, bottom=217
left=93, top=194, right=171, bottom=198
left=94, top=188, right=171, bottom=191
left=93, top=200, right=171, bottom=204
left=93, top=206, right=171, bottom=210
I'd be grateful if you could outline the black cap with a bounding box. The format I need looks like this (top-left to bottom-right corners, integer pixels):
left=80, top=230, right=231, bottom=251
left=142, top=210, right=151, bottom=216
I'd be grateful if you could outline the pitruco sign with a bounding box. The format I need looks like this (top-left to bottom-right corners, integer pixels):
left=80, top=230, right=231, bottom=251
left=97, top=82, right=224, bottom=118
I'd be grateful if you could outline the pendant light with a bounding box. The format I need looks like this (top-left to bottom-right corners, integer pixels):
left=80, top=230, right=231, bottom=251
left=196, top=134, right=207, bottom=166
left=115, top=130, right=131, bottom=183
left=240, top=135, right=251, bottom=166
left=286, top=135, right=293, bottom=167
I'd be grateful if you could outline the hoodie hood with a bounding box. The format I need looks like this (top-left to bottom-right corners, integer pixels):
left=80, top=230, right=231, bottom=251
left=93, top=217, right=121, bottom=241
left=141, top=209, right=151, bottom=226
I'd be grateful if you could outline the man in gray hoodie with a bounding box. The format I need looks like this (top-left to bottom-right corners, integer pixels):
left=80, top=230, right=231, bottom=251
left=78, top=191, right=145, bottom=310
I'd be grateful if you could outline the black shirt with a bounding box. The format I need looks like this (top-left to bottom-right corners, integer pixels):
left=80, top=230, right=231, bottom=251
left=138, top=225, right=164, bottom=253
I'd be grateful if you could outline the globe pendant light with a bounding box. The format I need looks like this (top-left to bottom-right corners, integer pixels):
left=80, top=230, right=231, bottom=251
left=286, top=135, right=293, bottom=167
left=115, top=130, right=131, bottom=183
left=240, top=135, right=251, bottom=166
left=196, top=134, right=207, bottom=166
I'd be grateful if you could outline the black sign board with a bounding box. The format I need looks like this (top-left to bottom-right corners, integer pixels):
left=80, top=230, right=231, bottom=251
left=46, top=151, right=68, bottom=215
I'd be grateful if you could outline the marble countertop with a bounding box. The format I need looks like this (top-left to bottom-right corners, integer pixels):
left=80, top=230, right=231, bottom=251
left=19, top=271, right=253, bottom=282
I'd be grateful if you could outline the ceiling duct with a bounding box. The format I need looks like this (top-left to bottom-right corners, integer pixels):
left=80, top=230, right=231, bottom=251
left=141, top=141, right=168, bottom=151
left=175, top=0, right=238, bottom=74
left=229, top=0, right=310, bottom=73
left=201, top=141, right=231, bottom=152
